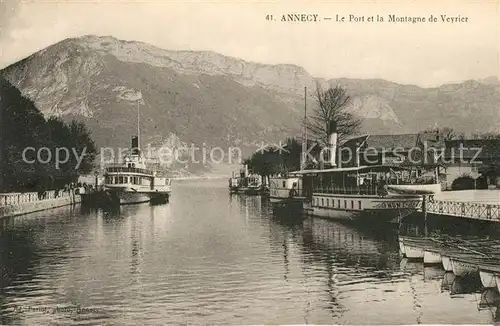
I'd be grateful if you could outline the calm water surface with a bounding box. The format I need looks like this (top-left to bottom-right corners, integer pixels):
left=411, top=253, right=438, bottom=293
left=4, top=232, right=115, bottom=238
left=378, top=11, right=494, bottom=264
left=0, top=179, right=498, bottom=325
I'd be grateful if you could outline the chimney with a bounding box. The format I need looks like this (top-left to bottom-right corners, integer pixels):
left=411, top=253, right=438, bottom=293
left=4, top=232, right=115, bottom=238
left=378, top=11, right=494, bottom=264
left=244, top=164, right=249, bottom=177
left=327, top=121, right=337, bottom=167
left=131, top=136, right=140, bottom=155
left=355, top=142, right=360, bottom=167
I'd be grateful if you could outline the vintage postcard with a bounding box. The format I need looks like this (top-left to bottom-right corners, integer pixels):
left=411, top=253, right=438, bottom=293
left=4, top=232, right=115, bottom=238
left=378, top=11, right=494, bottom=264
left=0, top=0, right=499, bottom=325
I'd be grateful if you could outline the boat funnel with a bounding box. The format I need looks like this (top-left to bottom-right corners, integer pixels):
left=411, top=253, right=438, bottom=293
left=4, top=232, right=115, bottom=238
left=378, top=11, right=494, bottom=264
left=327, top=121, right=337, bottom=167
left=131, top=136, right=140, bottom=155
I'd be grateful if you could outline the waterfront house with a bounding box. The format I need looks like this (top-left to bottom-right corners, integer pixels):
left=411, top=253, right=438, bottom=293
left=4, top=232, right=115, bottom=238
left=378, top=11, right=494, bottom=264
left=339, top=132, right=444, bottom=167
left=442, top=138, right=500, bottom=190
left=338, top=132, right=447, bottom=188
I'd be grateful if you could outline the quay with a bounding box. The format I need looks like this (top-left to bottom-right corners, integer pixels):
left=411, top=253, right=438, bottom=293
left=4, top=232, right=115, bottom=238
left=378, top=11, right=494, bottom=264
left=422, top=189, right=500, bottom=222
left=0, top=190, right=80, bottom=219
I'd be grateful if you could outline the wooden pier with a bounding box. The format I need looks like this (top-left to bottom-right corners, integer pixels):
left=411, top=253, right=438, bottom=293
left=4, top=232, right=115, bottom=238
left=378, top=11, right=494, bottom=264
left=421, top=190, right=500, bottom=222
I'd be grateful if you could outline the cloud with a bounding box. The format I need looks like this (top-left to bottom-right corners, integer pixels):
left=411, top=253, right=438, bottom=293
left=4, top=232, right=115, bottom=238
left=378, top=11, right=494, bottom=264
left=0, top=1, right=497, bottom=87
left=0, top=0, right=22, bottom=39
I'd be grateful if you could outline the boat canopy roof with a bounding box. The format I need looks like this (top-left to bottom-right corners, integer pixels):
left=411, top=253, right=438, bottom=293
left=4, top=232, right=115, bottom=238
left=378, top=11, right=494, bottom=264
left=290, top=164, right=415, bottom=175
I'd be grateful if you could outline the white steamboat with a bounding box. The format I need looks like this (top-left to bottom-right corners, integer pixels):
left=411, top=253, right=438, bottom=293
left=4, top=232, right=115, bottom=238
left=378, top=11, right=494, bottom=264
left=103, top=136, right=171, bottom=205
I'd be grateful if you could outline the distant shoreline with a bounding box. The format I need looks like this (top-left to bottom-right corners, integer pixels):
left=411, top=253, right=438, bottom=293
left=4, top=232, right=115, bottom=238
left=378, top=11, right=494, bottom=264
left=172, top=176, right=226, bottom=181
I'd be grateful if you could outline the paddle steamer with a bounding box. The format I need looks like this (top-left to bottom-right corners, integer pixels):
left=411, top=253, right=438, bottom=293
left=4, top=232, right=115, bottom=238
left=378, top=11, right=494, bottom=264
left=269, top=123, right=441, bottom=222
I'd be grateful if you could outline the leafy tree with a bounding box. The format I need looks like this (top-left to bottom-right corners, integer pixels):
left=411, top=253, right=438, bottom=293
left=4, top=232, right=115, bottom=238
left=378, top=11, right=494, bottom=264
left=422, top=127, right=462, bottom=140
left=245, top=137, right=321, bottom=176
left=306, top=82, right=361, bottom=145
left=0, top=76, right=96, bottom=192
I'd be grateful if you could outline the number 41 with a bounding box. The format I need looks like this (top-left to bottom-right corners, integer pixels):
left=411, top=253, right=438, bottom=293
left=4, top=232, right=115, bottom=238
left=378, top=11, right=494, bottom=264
left=265, top=15, right=274, bottom=21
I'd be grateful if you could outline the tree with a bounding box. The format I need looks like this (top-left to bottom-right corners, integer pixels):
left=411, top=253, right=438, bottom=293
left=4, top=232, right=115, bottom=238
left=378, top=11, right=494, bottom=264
left=422, top=127, right=461, bottom=140
left=306, top=82, right=361, bottom=146
left=0, top=76, right=97, bottom=192
left=472, top=132, right=500, bottom=140
left=245, top=137, right=312, bottom=176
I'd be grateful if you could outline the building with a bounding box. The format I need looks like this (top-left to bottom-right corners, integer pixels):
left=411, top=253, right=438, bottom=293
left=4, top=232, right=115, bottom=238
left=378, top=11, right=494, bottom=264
left=338, top=133, right=500, bottom=190
left=339, top=132, right=444, bottom=168
left=442, top=139, right=500, bottom=190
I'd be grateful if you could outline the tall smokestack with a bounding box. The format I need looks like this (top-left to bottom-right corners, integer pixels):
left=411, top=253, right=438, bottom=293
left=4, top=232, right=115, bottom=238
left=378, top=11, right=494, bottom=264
left=327, top=121, right=337, bottom=167
left=131, top=136, right=140, bottom=156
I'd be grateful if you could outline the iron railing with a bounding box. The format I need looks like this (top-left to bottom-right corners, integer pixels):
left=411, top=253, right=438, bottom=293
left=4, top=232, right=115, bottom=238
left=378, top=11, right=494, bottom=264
left=311, top=186, right=383, bottom=196
left=105, top=167, right=152, bottom=175
left=425, top=200, right=500, bottom=221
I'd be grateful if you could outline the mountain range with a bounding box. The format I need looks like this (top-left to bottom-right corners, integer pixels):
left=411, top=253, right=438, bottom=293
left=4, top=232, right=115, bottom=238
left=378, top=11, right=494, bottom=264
left=2, top=35, right=499, bottom=175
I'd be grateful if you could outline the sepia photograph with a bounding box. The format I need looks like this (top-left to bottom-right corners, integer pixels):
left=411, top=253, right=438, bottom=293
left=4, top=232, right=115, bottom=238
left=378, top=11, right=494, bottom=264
left=0, top=0, right=499, bottom=324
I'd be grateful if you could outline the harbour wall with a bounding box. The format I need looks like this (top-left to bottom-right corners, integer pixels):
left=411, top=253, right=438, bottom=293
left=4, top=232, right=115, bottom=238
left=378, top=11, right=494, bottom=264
left=0, top=190, right=80, bottom=219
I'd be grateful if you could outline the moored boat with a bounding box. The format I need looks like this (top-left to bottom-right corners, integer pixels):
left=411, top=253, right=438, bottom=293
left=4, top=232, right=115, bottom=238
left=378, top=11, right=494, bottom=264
left=268, top=174, right=305, bottom=213
left=229, top=165, right=267, bottom=195
left=404, top=242, right=425, bottom=259
left=229, top=172, right=239, bottom=193
left=386, top=183, right=442, bottom=196
left=442, top=255, right=453, bottom=272
left=103, top=136, right=171, bottom=205
left=478, top=264, right=500, bottom=288
left=399, top=237, right=406, bottom=256
left=398, top=236, right=438, bottom=260
left=495, top=274, right=500, bottom=293
left=450, top=256, right=479, bottom=277
left=423, top=248, right=442, bottom=264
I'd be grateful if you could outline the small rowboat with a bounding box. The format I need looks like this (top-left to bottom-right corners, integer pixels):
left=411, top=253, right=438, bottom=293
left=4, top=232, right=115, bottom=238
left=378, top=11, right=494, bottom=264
left=451, top=256, right=500, bottom=278
left=386, top=183, right=441, bottom=195
left=423, top=249, right=442, bottom=264
left=478, top=263, right=500, bottom=288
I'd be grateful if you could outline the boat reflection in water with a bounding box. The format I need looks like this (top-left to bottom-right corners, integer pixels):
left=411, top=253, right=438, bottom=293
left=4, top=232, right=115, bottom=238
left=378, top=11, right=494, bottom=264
left=441, top=272, right=456, bottom=291
left=477, top=288, right=500, bottom=323
left=296, top=217, right=498, bottom=324
left=399, top=259, right=445, bottom=281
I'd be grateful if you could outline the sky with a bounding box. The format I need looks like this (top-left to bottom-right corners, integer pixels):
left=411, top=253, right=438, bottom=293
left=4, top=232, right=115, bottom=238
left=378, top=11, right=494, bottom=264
left=0, top=0, right=498, bottom=87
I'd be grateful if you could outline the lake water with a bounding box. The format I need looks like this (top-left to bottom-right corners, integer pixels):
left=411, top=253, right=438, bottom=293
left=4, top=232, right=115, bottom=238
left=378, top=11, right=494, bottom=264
left=0, top=179, right=498, bottom=325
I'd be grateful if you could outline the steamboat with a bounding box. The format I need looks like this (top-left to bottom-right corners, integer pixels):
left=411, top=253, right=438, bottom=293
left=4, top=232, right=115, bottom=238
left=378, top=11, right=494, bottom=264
left=103, top=136, right=172, bottom=205
left=269, top=122, right=441, bottom=222
left=229, top=165, right=267, bottom=195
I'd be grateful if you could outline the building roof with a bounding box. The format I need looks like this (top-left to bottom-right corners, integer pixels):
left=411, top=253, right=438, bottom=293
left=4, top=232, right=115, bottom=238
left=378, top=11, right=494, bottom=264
left=291, top=164, right=413, bottom=175
left=367, top=134, right=420, bottom=150
left=444, top=139, right=500, bottom=160
left=341, top=134, right=420, bottom=151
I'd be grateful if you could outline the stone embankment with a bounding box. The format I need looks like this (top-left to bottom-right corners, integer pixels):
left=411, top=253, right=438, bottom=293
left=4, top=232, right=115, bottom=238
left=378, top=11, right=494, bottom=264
left=0, top=190, right=80, bottom=218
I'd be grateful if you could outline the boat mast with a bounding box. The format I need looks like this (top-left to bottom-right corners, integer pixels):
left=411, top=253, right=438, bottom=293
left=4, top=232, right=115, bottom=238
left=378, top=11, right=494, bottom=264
left=137, top=102, right=141, bottom=152
left=301, top=86, right=307, bottom=170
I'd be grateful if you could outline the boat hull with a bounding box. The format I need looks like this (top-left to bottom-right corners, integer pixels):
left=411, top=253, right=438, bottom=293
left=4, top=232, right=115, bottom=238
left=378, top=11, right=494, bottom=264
left=116, top=192, right=151, bottom=205
left=451, top=258, right=478, bottom=277
left=496, top=274, right=500, bottom=293
left=399, top=238, right=406, bottom=256
left=404, top=243, right=424, bottom=259
left=231, top=187, right=266, bottom=195
left=307, top=193, right=421, bottom=222
left=442, top=255, right=453, bottom=272
left=105, top=188, right=170, bottom=205
left=271, top=197, right=304, bottom=215
left=480, top=269, right=497, bottom=288
left=423, top=250, right=442, bottom=264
